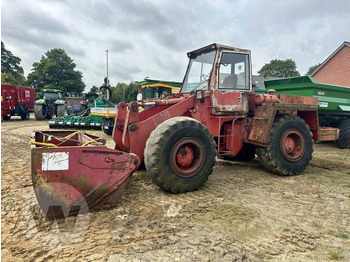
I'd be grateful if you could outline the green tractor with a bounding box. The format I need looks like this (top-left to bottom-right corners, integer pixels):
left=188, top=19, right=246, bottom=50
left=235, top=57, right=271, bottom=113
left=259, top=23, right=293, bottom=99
left=34, top=89, right=66, bottom=120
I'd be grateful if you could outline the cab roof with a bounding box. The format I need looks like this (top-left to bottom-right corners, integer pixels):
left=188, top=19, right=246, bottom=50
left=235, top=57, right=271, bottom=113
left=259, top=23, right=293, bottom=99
left=187, top=43, right=251, bottom=58
left=42, top=89, right=62, bottom=93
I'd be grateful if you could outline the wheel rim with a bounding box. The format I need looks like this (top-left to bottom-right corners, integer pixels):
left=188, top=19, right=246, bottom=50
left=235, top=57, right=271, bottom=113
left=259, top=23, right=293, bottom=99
left=280, top=129, right=305, bottom=162
left=170, top=138, right=205, bottom=177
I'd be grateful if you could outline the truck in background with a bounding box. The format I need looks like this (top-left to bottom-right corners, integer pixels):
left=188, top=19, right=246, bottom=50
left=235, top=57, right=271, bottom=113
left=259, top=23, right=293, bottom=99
left=1, top=84, right=35, bottom=120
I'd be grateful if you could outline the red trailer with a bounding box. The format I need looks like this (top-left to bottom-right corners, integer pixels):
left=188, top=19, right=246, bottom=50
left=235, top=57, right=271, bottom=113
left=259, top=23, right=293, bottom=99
left=1, top=84, right=35, bottom=120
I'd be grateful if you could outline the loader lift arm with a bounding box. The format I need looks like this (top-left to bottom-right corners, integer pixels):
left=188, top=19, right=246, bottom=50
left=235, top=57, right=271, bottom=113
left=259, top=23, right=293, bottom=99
left=113, top=95, right=196, bottom=162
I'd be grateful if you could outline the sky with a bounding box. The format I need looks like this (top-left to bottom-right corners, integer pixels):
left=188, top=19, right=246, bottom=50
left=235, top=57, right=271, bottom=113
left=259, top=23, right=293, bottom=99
left=2, top=0, right=350, bottom=91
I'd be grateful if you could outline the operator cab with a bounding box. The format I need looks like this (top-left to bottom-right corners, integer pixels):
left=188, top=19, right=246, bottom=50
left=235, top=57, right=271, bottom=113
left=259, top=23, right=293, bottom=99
left=181, top=43, right=252, bottom=115
left=180, top=43, right=251, bottom=94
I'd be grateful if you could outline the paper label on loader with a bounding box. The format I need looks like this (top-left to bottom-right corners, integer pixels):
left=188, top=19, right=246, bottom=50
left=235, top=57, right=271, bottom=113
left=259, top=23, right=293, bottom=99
left=42, top=152, right=69, bottom=171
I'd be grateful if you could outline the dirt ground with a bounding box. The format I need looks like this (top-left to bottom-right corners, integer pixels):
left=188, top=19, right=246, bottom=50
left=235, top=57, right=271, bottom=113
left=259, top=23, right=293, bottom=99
left=1, top=118, right=350, bottom=261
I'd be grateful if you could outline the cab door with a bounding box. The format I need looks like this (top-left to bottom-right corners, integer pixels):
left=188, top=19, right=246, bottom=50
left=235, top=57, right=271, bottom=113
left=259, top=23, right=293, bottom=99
left=211, top=51, right=251, bottom=115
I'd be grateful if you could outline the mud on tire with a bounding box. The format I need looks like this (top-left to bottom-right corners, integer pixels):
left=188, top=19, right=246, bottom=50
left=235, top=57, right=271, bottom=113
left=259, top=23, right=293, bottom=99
left=144, top=117, right=216, bottom=193
left=256, top=115, right=313, bottom=176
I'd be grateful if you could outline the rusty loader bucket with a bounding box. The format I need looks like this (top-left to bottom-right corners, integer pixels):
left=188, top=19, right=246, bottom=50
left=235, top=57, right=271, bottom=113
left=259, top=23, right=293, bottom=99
left=30, top=131, right=139, bottom=219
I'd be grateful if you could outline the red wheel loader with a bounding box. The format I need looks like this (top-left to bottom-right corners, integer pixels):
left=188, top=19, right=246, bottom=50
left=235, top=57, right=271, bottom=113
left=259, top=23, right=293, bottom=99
left=31, top=43, right=339, bottom=218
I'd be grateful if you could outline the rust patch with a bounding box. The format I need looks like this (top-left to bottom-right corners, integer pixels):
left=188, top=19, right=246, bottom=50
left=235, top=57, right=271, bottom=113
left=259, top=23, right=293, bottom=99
left=278, top=94, right=318, bottom=105
left=248, top=105, right=276, bottom=146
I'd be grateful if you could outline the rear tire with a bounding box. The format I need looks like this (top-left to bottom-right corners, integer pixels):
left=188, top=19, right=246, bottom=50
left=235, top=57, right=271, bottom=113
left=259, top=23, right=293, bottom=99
left=56, top=104, right=66, bottom=117
left=34, top=104, right=45, bottom=120
left=336, top=119, right=350, bottom=149
left=144, top=117, right=216, bottom=193
left=256, top=115, right=313, bottom=176
left=3, top=115, right=11, bottom=121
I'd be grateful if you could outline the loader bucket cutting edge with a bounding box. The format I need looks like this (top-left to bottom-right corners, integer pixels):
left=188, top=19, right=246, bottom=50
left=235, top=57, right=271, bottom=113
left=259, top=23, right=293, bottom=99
left=30, top=131, right=140, bottom=220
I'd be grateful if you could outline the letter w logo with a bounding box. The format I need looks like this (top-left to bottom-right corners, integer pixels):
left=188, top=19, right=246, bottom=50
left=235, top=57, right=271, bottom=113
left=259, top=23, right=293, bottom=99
left=31, top=205, right=81, bottom=232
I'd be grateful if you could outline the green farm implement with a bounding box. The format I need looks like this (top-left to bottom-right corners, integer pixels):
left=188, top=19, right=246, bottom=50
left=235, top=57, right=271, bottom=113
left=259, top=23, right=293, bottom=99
left=266, top=76, right=350, bottom=148
left=49, top=86, right=117, bottom=135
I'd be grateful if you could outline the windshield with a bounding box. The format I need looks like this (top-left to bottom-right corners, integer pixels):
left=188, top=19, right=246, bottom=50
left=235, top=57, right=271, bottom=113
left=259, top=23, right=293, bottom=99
left=43, top=92, right=60, bottom=100
left=181, top=50, right=216, bottom=93
left=142, top=87, right=172, bottom=99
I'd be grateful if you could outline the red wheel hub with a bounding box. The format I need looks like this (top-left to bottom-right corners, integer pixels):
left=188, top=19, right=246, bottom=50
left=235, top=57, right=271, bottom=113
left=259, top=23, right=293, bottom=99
left=176, top=145, right=194, bottom=168
left=170, top=138, right=205, bottom=177
left=280, top=129, right=305, bottom=162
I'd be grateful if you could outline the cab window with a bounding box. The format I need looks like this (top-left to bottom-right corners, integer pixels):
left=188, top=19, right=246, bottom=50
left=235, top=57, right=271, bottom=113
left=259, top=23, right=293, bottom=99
left=218, top=52, right=250, bottom=90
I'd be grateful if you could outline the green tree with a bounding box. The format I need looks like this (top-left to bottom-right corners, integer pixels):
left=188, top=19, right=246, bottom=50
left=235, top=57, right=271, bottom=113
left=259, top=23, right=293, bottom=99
left=1, top=41, right=26, bottom=85
left=306, top=63, right=322, bottom=75
left=109, top=82, right=138, bottom=104
left=26, top=48, right=85, bottom=94
left=124, top=82, right=139, bottom=102
left=110, top=83, right=127, bottom=103
left=89, top=85, right=99, bottom=94
left=1, top=72, right=16, bottom=84
left=258, top=59, right=300, bottom=78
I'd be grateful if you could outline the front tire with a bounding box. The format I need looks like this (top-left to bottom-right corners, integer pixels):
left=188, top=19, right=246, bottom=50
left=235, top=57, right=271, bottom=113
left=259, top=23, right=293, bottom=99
left=34, top=104, right=45, bottom=120
left=256, top=115, right=313, bottom=176
left=144, top=117, right=216, bottom=193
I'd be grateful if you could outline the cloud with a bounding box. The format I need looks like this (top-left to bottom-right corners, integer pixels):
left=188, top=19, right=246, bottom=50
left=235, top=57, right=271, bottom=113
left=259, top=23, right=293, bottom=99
left=2, top=0, right=350, bottom=90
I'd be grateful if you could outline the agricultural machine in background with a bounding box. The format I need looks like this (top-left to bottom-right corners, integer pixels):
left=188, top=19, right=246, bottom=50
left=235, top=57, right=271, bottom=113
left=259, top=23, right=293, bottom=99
left=66, top=80, right=183, bottom=134
left=34, top=89, right=66, bottom=120
left=137, top=80, right=181, bottom=109
left=1, top=84, right=35, bottom=120
left=101, top=80, right=182, bottom=132
left=49, top=85, right=118, bottom=135
left=31, top=43, right=339, bottom=219
left=265, top=76, right=350, bottom=149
